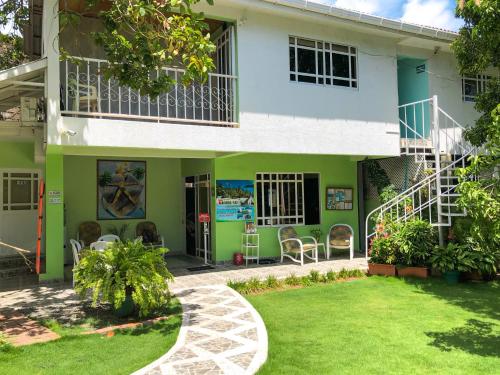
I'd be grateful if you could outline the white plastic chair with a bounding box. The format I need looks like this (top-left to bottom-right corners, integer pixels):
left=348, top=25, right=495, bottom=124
left=278, top=226, right=318, bottom=266
left=90, top=240, right=110, bottom=251
left=70, top=239, right=82, bottom=266
left=327, top=224, right=354, bottom=260
left=97, top=234, right=120, bottom=243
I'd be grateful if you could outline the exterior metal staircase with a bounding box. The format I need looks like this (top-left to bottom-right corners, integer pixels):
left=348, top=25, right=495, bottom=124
left=365, top=96, right=477, bottom=255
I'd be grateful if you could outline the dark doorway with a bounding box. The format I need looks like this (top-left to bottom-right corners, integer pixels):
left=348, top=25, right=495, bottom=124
left=185, top=176, right=196, bottom=256
left=304, top=173, right=320, bottom=225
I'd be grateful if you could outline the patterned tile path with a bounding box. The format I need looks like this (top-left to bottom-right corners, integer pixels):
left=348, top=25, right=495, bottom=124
left=133, top=285, right=268, bottom=375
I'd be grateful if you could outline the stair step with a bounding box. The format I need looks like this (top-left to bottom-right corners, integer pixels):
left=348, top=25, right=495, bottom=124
left=0, top=266, right=35, bottom=279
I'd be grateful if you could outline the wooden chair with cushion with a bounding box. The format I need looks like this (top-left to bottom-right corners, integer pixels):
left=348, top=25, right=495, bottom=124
left=135, top=221, right=165, bottom=248
left=327, top=224, right=354, bottom=260
left=77, top=221, right=102, bottom=247
left=278, top=226, right=318, bottom=266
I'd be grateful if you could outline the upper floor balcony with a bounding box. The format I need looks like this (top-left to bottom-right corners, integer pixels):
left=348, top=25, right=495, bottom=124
left=59, top=27, right=237, bottom=128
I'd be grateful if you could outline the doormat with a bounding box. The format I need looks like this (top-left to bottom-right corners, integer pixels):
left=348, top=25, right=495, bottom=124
left=187, top=265, right=215, bottom=272
left=258, top=258, right=278, bottom=265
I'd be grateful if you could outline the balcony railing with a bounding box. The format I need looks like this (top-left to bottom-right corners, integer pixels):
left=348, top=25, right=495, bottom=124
left=60, top=56, right=238, bottom=127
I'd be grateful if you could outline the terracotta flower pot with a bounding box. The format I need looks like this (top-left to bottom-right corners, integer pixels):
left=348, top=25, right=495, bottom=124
left=397, top=266, right=429, bottom=278
left=368, top=263, right=396, bottom=276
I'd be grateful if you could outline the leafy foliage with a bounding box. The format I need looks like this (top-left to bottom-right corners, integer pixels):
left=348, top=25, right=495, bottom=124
left=369, top=235, right=397, bottom=265
left=393, top=219, right=437, bottom=266
left=0, top=0, right=29, bottom=70
left=364, top=159, right=391, bottom=196
left=60, top=0, right=216, bottom=97
left=0, top=34, right=26, bottom=70
left=431, top=243, right=476, bottom=273
left=74, top=239, right=173, bottom=317
left=452, top=0, right=499, bottom=146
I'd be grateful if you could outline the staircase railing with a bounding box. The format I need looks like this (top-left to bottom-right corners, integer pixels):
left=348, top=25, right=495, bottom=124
left=365, top=95, right=477, bottom=257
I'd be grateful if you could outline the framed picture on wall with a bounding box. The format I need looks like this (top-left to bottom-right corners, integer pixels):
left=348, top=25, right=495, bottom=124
left=97, top=160, right=146, bottom=220
left=326, top=187, right=353, bottom=210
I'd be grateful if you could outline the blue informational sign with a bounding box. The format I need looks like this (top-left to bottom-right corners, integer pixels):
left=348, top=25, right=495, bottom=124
left=216, top=180, right=255, bottom=222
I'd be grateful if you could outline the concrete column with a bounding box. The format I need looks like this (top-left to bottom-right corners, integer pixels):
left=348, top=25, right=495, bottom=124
left=40, top=146, right=64, bottom=281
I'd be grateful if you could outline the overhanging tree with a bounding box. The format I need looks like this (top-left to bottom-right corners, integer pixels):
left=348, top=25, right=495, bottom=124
left=0, top=0, right=29, bottom=70
left=452, top=0, right=499, bottom=268
left=60, top=0, right=216, bottom=97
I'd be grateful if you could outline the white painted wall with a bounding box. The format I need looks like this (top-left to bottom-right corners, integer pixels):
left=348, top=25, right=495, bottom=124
left=50, top=0, right=483, bottom=156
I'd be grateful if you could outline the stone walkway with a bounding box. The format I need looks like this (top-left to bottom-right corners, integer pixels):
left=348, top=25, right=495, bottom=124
left=133, top=285, right=267, bottom=375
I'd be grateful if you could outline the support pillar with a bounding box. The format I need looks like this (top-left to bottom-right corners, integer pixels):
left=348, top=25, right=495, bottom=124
left=40, top=146, right=64, bottom=281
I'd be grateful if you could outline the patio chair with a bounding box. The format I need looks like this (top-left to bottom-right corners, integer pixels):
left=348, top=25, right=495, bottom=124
left=90, top=241, right=110, bottom=251
left=69, top=239, right=82, bottom=266
left=278, top=226, right=318, bottom=266
left=98, top=234, right=120, bottom=243
left=68, top=78, right=100, bottom=112
left=77, top=221, right=101, bottom=247
left=327, top=224, right=354, bottom=260
left=136, top=221, right=165, bottom=248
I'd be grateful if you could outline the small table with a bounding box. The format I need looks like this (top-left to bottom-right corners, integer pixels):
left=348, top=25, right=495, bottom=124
left=241, top=233, right=260, bottom=266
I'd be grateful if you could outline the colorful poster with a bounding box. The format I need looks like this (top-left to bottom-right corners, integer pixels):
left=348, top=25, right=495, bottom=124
left=97, top=160, right=146, bottom=220
left=216, top=180, right=255, bottom=221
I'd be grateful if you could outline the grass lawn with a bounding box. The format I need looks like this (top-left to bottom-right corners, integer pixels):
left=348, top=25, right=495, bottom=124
left=0, top=301, right=182, bottom=375
left=247, top=277, right=500, bottom=375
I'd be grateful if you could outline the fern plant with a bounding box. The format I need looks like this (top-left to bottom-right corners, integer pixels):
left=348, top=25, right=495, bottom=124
left=74, top=239, right=173, bottom=317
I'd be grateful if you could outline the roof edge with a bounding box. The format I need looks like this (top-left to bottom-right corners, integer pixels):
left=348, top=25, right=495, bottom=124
left=258, top=0, right=458, bottom=42
left=0, top=58, right=47, bottom=82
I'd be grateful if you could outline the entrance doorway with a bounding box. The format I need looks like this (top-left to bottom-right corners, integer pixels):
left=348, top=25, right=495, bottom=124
left=0, top=170, right=40, bottom=257
left=184, top=174, right=212, bottom=262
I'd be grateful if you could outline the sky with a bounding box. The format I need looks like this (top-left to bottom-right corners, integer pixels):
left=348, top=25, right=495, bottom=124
left=312, top=0, right=463, bottom=31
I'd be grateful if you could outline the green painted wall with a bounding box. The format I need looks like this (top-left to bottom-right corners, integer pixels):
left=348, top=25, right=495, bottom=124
left=63, top=156, right=185, bottom=258
left=397, top=57, right=430, bottom=138
left=213, top=154, right=359, bottom=262
left=0, top=141, right=41, bottom=169
left=42, top=146, right=65, bottom=280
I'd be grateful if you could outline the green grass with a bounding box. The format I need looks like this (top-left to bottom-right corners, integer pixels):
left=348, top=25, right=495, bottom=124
left=0, top=301, right=182, bottom=375
left=247, top=277, right=500, bottom=375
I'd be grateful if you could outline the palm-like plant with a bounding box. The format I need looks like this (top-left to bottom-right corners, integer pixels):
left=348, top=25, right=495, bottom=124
left=74, top=239, right=173, bottom=317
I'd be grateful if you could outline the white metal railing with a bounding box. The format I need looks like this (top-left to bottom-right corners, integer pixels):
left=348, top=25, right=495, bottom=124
left=60, top=56, right=238, bottom=127
left=366, top=96, right=478, bottom=257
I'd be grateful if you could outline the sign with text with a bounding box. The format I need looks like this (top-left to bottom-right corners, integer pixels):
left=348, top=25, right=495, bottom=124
left=216, top=180, right=255, bottom=222
left=198, top=213, right=211, bottom=223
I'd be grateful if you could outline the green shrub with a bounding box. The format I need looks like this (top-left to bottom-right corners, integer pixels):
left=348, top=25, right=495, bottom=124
left=0, top=334, right=15, bottom=353
left=247, top=277, right=263, bottom=293
left=326, top=270, right=338, bottom=282
left=393, top=219, right=437, bottom=266
left=264, top=275, right=281, bottom=289
left=347, top=269, right=366, bottom=278
left=431, top=243, right=475, bottom=273
left=285, top=273, right=301, bottom=286
left=74, top=239, right=173, bottom=317
left=300, top=276, right=313, bottom=286
left=451, top=217, right=473, bottom=243
left=369, top=235, right=397, bottom=264
left=227, top=280, right=247, bottom=294
left=309, top=270, right=322, bottom=283
left=338, top=268, right=350, bottom=279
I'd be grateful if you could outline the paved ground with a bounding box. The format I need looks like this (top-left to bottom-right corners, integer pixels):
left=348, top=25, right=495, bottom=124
left=168, top=255, right=368, bottom=290
left=133, top=285, right=267, bottom=375
left=0, top=310, right=59, bottom=346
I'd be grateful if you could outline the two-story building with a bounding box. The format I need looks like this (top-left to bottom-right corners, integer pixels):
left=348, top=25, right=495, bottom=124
left=0, top=0, right=484, bottom=283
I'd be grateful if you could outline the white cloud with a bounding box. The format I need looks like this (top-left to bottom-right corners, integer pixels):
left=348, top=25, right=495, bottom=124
left=333, top=0, right=381, bottom=14
left=400, top=0, right=463, bottom=31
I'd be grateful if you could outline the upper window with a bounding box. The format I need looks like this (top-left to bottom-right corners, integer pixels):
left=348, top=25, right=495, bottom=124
left=289, top=36, right=357, bottom=88
left=462, top=74, right=491, bottom=102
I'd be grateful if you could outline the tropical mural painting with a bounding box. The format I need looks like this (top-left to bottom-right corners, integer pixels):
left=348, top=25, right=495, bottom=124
left=216, top=180, right=255, bottom=221
left=97, top=160, right=146, bottom=220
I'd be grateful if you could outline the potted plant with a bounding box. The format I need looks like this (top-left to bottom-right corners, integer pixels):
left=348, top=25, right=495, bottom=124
left=368, top=234, right=397, bottom=276
left=430, top=243, right=474, bottom=284
left=74, top=239, right=174, bottom=317
left=394, top=219, right=436, bottom=278
left=310, top=228, right=323, bottom=243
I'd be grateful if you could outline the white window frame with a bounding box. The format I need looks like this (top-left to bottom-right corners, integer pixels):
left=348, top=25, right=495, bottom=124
left=1, top=170, right=40, bottom=211
left=289, top=36, right=358, bottom=89
left=462, top=74, right=491, bottom=102
left=256, top=172, right=305, bottom=227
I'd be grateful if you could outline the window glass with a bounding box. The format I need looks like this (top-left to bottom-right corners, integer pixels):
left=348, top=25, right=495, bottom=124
left=297, top=48, right=316, bottom=75
left=289, top=35, right=357, bottom=88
